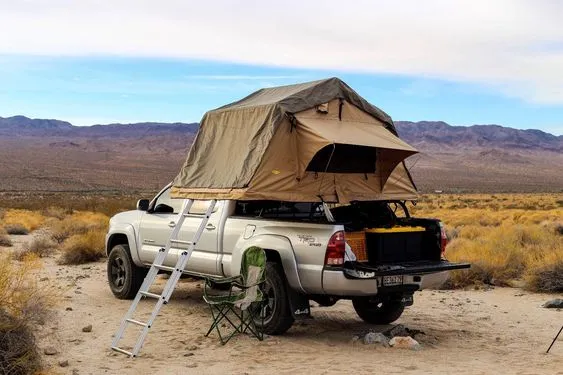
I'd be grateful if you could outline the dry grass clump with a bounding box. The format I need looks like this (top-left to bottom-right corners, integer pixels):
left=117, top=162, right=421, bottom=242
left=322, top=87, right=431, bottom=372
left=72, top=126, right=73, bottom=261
left=2, top=210, right=45, bottom=233
left=525, top=251, right=563, bottom=293
left=0, top=228, right=12, bottom=247
left=0, top=254, right=55, bottom=374
left=4, top=224, right=29, bottom=236
left=41, top=206, right=71, bottom=220
left=14, top=237, right=55, bottom=261
left=50, top=211, right=109, bottom=244
left=412, top=193, right=563, bottom=292
left=59, top=230, right=106, bottom=265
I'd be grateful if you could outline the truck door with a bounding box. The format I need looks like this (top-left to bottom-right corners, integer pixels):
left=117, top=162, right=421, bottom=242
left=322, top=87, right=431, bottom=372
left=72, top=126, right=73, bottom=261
left=137, top=187, right=220, bottom=276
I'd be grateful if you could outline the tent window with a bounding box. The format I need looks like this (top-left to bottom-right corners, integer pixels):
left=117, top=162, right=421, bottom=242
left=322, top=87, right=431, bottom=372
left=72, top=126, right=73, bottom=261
left=306, top=144, right=377, bottom=173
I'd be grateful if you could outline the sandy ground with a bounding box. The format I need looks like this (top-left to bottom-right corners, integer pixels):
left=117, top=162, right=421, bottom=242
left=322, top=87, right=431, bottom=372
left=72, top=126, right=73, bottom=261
left=4, top=232, right=563, bottom=375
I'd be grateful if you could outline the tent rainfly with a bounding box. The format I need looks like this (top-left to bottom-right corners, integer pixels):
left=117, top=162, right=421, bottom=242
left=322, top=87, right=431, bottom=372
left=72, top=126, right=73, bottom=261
left=171, top=77, right=418, bottom=203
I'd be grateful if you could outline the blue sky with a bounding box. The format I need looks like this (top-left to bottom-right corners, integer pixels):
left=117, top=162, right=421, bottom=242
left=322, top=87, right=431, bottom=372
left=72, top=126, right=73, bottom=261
left=1, top=1, right=562, bottom=135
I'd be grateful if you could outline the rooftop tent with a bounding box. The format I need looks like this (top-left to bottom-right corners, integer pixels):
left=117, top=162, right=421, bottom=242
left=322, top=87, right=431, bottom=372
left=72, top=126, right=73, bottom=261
left=171, top=77, right=418, bottom=203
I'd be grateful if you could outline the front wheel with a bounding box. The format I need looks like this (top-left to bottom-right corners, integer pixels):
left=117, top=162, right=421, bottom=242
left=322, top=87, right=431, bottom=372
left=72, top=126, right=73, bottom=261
left=253, top=262, right=294, bottom=335
left=352, top=297, right=405, bottom=325
left=107, top=244, right=148, bottom=299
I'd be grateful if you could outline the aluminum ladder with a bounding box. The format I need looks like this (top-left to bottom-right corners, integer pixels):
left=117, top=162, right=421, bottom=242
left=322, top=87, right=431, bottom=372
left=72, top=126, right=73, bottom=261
left=111, top=198, right=217, bottom=357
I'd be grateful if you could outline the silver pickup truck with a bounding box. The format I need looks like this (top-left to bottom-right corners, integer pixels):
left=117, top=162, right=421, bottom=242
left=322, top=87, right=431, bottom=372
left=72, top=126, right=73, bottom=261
left=106, top=183, right=469, bottom=334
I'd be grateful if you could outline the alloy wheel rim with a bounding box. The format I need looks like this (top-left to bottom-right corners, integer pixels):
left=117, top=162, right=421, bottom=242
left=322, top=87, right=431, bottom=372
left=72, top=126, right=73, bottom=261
left=111, top=256, right=126, bottom=289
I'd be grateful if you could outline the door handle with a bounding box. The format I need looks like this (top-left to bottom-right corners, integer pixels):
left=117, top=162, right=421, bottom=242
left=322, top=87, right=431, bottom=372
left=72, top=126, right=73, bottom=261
left=206, top=223, right=216, bottom=231
left=168, top=221, right=176, bottom=228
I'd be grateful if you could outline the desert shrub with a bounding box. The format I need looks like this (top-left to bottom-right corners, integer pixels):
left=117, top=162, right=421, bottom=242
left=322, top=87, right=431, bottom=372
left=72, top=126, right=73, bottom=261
left=14, top=237, right=55, bottom=261
left=59, top=230, right=106, bottom=265
left=41, top=206, right=70, bottom=220
left=0, top=228, right=12, bottom=247
left=0, top=309, right=41, bottom=375
left=49, top=211, right=109, bottom=244
left=525, top=252, right=563, bottom=293
left=2, top=210, right=45, bottom=232
left=0, top=255, right=55, bottom=374
left=4, top=225, right=29, bottom=236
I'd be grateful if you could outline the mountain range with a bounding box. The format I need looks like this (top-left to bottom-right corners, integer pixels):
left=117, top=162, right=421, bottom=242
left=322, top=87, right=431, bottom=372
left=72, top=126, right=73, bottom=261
left=1, top=115, right=561, bottom=193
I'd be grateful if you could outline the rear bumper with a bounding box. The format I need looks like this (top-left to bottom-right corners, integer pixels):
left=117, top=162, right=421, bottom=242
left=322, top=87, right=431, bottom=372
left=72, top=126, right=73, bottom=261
left=343, top=260, right=471, bottom=278
left=321, top=261, right=469, bottom=296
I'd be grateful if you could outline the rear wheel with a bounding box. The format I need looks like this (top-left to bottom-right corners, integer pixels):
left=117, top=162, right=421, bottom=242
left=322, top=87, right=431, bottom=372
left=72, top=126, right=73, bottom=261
left=253, top=262, right=294, bottom=335
left=107, top=244, right=148, bottom=299
left=352, top=297, right=405, bottom=324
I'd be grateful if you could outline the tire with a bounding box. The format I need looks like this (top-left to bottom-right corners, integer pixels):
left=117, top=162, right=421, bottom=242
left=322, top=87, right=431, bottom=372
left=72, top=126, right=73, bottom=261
left=352, top=298, right=405, bottom=325
left=107, top=244, right=148, bottom=299
left=254, top=262, right=294, bottom=335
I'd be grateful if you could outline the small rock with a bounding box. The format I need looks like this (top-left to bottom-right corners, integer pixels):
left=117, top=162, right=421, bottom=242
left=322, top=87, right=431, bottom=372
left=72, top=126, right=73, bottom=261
left=383, top=324, right=409, bottom=338
left=59, top=360, right=69, bottom=367
left=40, top=277, right=49, bottom=282
left=543, top=299, right=563, bottom=309
left=44, top=346, right=59, bottom=355
left=82, top=324, right=92, bottom=333
left=66, top=307, right=73, bottom=311
left=363, top=332, right=389, bottom=347
left=389, top=336, right=421, bottom=350
left=183, top=352, right=194, bottom=357
left=187, top=345, right=198, bottom=351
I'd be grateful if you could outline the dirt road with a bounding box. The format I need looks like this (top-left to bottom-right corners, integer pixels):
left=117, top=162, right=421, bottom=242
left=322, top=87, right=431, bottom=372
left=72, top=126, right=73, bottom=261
left=6, top=233, right=563, bottom=374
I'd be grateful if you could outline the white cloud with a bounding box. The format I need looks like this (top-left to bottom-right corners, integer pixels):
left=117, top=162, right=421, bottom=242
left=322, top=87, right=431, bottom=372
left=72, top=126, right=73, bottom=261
left=1, top=0, right=563, bottom=103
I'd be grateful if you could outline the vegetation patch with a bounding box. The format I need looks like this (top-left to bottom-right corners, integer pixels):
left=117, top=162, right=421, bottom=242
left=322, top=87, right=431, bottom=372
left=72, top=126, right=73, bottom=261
left=4, top=224, right=29, bottom=236
left=50, top=211, right=109, bottom=244
left=0, top=228, right=12, bottom=247
left=0, top=255, right=55, bottom=375
left=59, top=230, right=106, bottom=265
left=412, top=193, right=563, bottom=292
left=2, top=210, right=45, bottom=233
left=14, top=237, right=55, bottom=261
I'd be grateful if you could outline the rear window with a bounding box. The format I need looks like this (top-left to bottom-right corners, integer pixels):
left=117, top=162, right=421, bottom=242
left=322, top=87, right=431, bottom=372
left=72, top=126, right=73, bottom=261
left=235, top=201, right=326, bottom=220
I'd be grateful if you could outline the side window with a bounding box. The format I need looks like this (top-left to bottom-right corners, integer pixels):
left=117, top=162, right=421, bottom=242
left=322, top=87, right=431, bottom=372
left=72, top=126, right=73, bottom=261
left=152, top=188, right=218, bottom=215
left=189, top=200, right=219, bottom=215
left=152, top=187, right=183, bottom=214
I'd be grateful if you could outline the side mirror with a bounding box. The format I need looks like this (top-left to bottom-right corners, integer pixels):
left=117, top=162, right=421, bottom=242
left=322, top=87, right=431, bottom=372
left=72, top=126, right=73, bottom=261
left=153, top=203, right=174, bottom=214
left=137, top=199, right=150, bottom=211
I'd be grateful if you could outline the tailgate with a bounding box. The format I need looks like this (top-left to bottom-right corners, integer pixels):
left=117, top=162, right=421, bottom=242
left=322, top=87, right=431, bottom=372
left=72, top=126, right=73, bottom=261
left=343, top=260, right=470, bottom=279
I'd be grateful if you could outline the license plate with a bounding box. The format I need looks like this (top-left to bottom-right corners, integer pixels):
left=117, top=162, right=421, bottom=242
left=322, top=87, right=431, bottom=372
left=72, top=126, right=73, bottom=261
left=382, top=275, right=403, bottom=286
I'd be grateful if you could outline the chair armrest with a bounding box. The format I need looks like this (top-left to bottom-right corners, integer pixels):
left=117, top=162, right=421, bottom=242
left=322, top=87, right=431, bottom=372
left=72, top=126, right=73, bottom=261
left=205, top=275, right=242, bottom=286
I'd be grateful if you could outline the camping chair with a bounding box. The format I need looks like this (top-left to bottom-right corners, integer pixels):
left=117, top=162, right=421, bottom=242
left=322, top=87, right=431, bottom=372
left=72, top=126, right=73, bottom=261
left=203, top=246, right=266, bottom=344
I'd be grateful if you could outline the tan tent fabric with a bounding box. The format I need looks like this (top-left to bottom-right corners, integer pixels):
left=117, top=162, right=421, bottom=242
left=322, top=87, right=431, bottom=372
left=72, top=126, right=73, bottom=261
left=171, top=78, right=419, bottom=203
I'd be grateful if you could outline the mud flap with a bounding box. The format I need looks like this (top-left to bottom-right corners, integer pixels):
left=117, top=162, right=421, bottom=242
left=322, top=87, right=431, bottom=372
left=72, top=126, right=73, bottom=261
left=390, top=293, right=414, bottom=307
left=287, top=287, right=311, bottom=319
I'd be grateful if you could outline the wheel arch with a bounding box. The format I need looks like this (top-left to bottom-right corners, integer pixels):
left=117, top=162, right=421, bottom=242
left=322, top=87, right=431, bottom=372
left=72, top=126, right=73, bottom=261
left=231, top=234, right=305, bottom=293
left=105, top=224, right=141, bottom=265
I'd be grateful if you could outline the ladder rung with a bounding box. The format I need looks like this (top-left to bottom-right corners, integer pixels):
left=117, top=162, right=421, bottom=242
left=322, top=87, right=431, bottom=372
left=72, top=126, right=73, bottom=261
left=126, top=318, right=148, bottom=327
left=139, top=291, right=161, bottom=299
left=154, top=265, right=176, bottom=272
left=111, top=346, right=134, bottom=357
left=170, top=239, right=193, bottom=245
left=183, top=213, right=205, bottom=218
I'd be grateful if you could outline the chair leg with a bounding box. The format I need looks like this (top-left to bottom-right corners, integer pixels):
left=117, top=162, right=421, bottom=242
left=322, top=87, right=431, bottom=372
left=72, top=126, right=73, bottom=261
left=206, top=303, right=245, bottom=345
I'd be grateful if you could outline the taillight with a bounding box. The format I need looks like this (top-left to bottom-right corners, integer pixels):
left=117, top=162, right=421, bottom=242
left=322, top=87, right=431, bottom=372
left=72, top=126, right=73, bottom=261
left=439, top=222, right=448, bottom=257
left=325, top=230, right=345, bottom=265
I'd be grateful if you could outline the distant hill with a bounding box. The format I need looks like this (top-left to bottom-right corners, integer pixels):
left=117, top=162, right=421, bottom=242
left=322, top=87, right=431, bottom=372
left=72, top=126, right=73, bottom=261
left=0, top=115, right=561, bottom=193
left=394, top=121, right=562, bottom=192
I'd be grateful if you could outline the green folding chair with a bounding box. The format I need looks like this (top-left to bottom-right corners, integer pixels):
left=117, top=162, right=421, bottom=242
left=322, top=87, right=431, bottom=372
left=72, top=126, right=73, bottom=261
left=203, top=246, right=266, bottom=344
